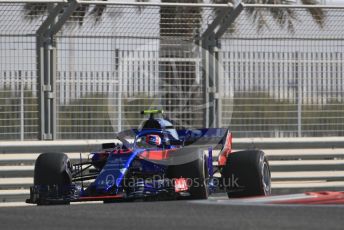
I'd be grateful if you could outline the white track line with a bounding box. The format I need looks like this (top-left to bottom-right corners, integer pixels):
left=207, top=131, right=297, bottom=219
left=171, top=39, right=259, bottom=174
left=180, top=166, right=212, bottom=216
left=0, top=202, right=34, bottom=207
left=0, top=201, right=103, bottom=208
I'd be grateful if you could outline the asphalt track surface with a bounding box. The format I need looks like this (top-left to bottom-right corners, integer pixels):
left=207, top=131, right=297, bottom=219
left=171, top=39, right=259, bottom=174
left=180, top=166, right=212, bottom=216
left=1, top=196, right=344, bottom=230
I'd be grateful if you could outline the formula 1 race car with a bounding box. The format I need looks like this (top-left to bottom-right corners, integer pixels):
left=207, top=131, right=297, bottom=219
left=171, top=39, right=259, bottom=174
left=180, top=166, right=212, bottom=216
left=26, top=110, right=271, bottom=205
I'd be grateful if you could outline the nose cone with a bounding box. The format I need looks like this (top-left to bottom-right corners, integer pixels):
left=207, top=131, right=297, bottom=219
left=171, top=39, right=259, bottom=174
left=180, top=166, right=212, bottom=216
left=93, top=150, right=141, bottom=194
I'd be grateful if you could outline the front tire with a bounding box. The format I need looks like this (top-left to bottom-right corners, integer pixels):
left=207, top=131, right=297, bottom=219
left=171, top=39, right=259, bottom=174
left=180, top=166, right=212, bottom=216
left=221, top=150, right=271, bottom=198
left=34, top=152, right=72, bottom=205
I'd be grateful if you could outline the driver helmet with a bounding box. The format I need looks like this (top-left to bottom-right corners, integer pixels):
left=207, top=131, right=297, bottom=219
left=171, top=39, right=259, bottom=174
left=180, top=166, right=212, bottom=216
left=146, top=134, right=162, bottom=146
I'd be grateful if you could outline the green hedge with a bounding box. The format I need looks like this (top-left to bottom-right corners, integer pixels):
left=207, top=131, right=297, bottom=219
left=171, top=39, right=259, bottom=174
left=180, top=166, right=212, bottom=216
left=226, top=92, right=344, bottom=137
left=1, top=90, right=343, bottom=140
left=0, top=87, right=37, bottom=140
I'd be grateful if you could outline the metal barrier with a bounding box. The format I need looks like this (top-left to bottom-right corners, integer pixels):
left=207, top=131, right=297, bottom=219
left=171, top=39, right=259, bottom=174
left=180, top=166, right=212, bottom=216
left=1, top=138, right=344, bottom=202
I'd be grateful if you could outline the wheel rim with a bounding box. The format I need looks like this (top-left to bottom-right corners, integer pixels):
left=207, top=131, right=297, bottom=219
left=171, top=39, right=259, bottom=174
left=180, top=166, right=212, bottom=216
left=261, top=160, right=271, bottom=195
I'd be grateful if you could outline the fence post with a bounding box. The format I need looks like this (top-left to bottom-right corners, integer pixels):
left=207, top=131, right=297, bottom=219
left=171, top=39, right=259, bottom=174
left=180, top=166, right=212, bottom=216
left=19, top=70, right=24, bottom=141
left=36, top=3, right=57, bottom=140
left=201, top=2, right=243, bottom=128
left=296, top=51, right=302, bottom=137
left=36, top=1, right=78, bottom=140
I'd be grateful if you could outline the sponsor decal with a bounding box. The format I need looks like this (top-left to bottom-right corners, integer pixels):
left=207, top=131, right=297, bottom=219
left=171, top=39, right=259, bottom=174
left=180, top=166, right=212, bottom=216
left=174, top=178, right=189, bottom=192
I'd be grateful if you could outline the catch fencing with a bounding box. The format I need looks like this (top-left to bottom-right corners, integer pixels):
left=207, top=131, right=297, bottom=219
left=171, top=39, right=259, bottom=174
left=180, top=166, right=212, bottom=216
left=0, top=1, right=343, bottom=140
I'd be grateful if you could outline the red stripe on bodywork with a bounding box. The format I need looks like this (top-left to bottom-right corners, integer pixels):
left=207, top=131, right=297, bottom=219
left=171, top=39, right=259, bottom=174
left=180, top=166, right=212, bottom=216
left=218, top=132, right=232, bottom=166
left=139, top=150, right=171, bottom=160
left=118, top=149, right=132, bottom=154
left=76, top=194, right=124, bottom=202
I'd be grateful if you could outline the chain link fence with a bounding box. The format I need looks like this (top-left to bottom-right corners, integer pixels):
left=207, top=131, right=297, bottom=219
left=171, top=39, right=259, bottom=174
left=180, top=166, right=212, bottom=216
left=0, top=1, right=343, bottom=140
left=220, top=6, right=344, bottom=137
left=0, top=1, right=49, bottom=140
left=55, top=2, right=216, bottom=138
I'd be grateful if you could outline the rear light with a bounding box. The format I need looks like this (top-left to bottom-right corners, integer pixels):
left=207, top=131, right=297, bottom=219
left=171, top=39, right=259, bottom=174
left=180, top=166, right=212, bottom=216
left=218, top=132, right=232, bottom=166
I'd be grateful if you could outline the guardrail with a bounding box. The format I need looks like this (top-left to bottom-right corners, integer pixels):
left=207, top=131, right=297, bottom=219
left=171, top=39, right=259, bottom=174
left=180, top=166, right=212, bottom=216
left=1, top=138, right=344, bottom=202
left=2, top=136, right=344, bottom=153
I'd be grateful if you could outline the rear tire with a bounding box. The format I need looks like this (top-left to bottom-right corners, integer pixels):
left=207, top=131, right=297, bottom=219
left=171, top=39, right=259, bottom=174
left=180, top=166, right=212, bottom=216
left=34, top=152, right=72, bottom=205
left=167, top=148, right=209, bottom=200
left=221, top=150, right=271, bottom=198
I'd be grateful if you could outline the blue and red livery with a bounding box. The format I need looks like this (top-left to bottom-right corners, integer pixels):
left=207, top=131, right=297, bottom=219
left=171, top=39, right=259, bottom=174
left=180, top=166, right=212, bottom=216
left=27, top=110, right=271, bottom=205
